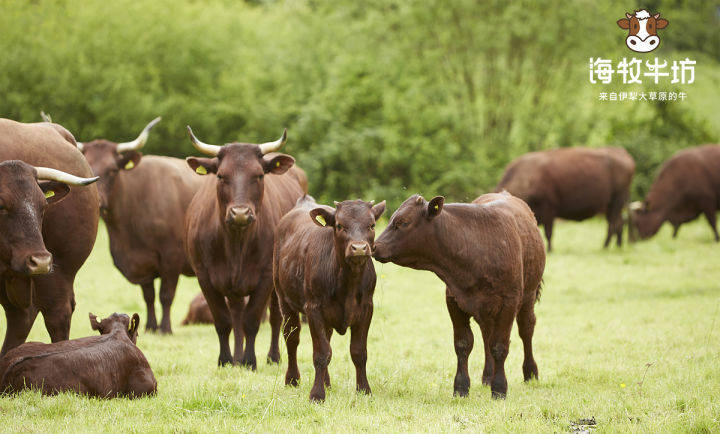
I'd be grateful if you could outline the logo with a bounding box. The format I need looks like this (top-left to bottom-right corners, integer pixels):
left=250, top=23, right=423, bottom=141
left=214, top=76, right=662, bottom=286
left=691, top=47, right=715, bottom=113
left=616, top=10, right=668, bottom=53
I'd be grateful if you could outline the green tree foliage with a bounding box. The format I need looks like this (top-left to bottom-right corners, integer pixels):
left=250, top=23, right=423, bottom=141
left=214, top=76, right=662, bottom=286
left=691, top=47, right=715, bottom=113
left=0, top=0, right=717, bottom=207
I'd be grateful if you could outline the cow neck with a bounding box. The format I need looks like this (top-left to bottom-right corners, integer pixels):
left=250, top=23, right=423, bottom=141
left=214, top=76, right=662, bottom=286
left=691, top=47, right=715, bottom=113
left=422, top=204, right=478, bottom=286
left=105, top=171, right=131, bottom=228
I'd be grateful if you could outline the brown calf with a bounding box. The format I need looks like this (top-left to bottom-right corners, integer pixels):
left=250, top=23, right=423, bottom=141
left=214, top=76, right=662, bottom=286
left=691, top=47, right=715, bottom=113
left=373, top=192, right=545, bottom=399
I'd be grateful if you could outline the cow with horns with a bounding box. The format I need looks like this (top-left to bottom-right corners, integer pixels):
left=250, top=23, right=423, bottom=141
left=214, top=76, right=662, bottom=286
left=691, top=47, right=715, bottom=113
left=184, top=127, right=307, bottom=368
left=0, top=118, right=99, bottom=355
left=75, top=117, right=205, bottom=334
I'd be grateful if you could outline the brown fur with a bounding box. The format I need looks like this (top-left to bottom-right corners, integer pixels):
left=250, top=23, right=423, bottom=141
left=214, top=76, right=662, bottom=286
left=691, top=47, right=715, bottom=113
left=0, top=313, right=156, bottom=398
left=0, top=119, right=99, bottom=356
left=496, top=147, right=635, bottom=251
left=374, top=192, right=546, bottom=399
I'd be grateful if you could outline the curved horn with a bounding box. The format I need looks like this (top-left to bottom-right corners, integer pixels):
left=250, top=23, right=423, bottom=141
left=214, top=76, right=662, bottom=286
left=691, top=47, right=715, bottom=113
left=258, top=128, right=287, bottom=155
left=629, top=201, right=643, bottom=211
left=40, top=111, right=52, bottom=123
left=116, top=117, right=162, bottom=153
left=35, top=167, right=99, bottom=186
left=186, top=126, right=222, bottom=156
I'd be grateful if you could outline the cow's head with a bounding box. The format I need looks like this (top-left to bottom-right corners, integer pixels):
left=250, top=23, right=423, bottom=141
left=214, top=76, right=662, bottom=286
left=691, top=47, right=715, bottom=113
left=373, top=194, right=444, bottom=267
left=310, top=199, right=386, bottom=270
left=0, top=161, right=98, bottom=276
left=617, top=10, right=668, bottom=53
left=185, top=127, right=294, bottom=232
left=628, top=200, right=664, bottom=240
left=89, top=312, right=140, bottom=344
left=78, top=118, right=161, bottom=218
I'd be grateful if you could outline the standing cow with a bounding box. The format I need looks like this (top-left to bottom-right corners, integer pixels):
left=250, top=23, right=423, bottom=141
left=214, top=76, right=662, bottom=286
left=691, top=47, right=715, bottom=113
left=184, top=127, right=305, bottom=368
left=373, top=192, right=545, bottom=399
left=77, top=118, right=205, bottom=333
left=630, top=144, right=720, bottom=241
left=0, top=119, right=99, bottom=356
left=274, top=196, right=385, bottom=402
left=496, top=147, right=635, bottom=251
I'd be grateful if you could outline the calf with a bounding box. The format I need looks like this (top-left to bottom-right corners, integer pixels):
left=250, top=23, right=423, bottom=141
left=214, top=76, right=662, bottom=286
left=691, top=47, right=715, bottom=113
left=0, top=313, right=156, bottom=398
left=181, top=293, right=268, bottom=326
left=274, top=196, right=385, bottom=402
left=373, top=192, right=545, bottom=399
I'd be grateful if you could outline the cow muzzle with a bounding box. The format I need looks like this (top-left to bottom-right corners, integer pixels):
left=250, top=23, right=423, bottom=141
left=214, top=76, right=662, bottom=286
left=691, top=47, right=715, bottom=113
left=346, top=242, right=371, bottom=265
left=227, top=205, right=255, bottom=227
left=24, top=251, right=53, bottom=275
left=626, top=35, right=659, bottom=52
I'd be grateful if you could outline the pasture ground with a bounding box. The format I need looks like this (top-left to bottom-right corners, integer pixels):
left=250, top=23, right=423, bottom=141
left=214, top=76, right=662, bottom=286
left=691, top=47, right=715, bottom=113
left=1, top=218, right=719, bottom=432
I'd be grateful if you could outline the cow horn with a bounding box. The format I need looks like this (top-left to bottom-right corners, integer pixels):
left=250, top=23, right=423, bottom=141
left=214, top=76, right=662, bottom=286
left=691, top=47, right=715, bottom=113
left=76, top=142, right=84, bottom=151
left=116, top=117, right=162, bottom=153
left=258, top=129, right=287, bottom=155
left=629, top=201, right=643, bottom=211
left=35, top=167, right=99, bottom=186
left=186, top=126, right=222, bottom=156
left=40, top=111, right=52, bottom=123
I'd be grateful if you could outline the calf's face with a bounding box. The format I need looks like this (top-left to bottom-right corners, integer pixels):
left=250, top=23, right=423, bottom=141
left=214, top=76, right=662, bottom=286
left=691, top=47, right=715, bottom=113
left=81, top=141, right=141, bottom=216
left=310, top=200, right=386, bottom=269
left=373, top=194, right=444, bottom=267
left=89, top=312, right=140, bottom=344
left=0, top=161, right=70, bottom=275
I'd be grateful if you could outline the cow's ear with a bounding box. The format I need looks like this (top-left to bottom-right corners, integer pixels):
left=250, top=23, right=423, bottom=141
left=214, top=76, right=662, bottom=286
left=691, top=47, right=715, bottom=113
left=263, top=154, right=294, bottom=175
left=617, top=18, right=630, bottom=29
left=118, top=151, right=142, bottom=171
left=38, top=181, right=70, bottom=205
left=656, top=18, right=668, bottom=29
left=427, top=196, right=444, bottom=219
left=186, top=157, right=218, bottom=175
left=128, top=313, right=140, bottom=343
left=310, top=207, right=336, bottom=228
left=371, top=200, right=386, bottom=221
left=89, top=313, right=102, bottom=332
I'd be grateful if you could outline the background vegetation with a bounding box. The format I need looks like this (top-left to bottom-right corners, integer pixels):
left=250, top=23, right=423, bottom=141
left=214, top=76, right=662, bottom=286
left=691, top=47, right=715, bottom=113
left=1, top=0, right=718, bottom=206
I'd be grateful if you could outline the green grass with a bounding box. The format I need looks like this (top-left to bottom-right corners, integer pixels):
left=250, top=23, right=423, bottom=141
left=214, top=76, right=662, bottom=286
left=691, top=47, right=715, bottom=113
left=2, top=218, right=720, bottom=432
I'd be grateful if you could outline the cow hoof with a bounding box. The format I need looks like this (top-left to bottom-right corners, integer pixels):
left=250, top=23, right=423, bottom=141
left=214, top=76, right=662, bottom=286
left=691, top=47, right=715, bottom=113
left=356, top=385, right=371, bottom=395
left=159, top=328, right=173, bottom=335
left=453, top=388, right=469, bottom=398
left=309, top=392, right=326, bottom=403
left=285, top=376, right=300, bottom=387
left=240, top=359, right=257, bottom=371
left=267, top=353, right=281, bottom=365
left=491, top=390, right=507, bottom=400
left=218, top=358, right=234, bottom=367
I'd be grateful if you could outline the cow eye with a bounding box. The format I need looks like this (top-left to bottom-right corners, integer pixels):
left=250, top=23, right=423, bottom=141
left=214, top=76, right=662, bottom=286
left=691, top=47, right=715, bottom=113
left=258, top=174, right=264, bottom=180
left=217, top=174, right=223, bottom=180
left=337, top=224, right=344, bottom=231
left=370, top=223, right=375, bottom=230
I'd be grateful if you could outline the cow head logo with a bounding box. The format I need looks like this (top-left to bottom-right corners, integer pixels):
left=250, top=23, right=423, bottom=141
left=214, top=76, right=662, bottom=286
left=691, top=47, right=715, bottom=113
left=617, top=10, right=668, bottom=53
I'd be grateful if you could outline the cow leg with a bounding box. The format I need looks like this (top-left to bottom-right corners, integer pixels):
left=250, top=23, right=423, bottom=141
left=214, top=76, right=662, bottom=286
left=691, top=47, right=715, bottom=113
left=323, top=328, right=333, bottom=388
left=281, top=304, right=301, bottom=386
left=543, top=218, right=554, bottom=252
left=0, top=285, right=38, bottom=355
left=702, top=209, right=720, bottom=242
left=516, top=301, right=538, bottom=382
left=34, top=272, right=75, bottom=343
left=672, top=224, right=680, bottom=239
left=267, top=290, right=282, bottom=364
left=158, top=273, right=179, bottom=334
left=141, top=281, right=158, bottom=332
left=307, top=307, right=331, bottom=402
left=228, top=297, right=245, bottom=364
left=239, top=281, right=272, bottom=371
left=350, top=305, right=372, bottom=395
left=199, top=277, right=233, bottom=366
left=446, top=290, right=473, bottom=396
left=479, top=320, right=494, bottom=386
left=488, top=304, right=517, bottom=399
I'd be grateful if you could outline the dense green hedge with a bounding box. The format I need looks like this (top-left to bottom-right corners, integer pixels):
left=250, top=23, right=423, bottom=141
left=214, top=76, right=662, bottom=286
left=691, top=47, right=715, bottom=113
left=1, top=0, right=718, bottom=207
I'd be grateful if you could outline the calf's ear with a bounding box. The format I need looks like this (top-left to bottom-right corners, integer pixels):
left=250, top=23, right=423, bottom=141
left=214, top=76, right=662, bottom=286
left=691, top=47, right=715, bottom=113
left=371, top=200, right=386, bottom=221
left=263, top=154, right=294, bottom=175
left=38, top=181, right=70, bottom=205
left=617, top=18, right=630, bottom=29
left=117, top=151, right=142, bottom=171
left=129, top=313, right=140, bottom=342
left=186, top=157, right=218, bottom=175
left=310, top=207, right=336, bottom=228
left=89, top=313, right=102, bottom=332
left=427, top=196, right=444, bottom=219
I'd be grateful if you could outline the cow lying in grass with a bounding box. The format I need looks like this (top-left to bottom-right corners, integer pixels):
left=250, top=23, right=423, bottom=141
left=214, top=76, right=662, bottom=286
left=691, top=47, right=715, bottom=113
left=273, top=196, right=385, bottom=402
left=0, top=313, right=156, bottom=398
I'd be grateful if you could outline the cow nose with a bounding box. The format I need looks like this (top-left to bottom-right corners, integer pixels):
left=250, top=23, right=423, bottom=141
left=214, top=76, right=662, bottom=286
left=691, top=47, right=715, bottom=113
left=228, top=206, right=254, bottom=225
left=349, top=242, right=371, bottom=257
left=26, top=252, right=52, bottom=275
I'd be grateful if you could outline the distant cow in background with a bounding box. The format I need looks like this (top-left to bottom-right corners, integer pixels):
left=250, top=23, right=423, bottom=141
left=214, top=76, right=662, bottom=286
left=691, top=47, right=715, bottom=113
left=630, top=145, right=720, bottom=241
left=496, top=147, right=635, bottom=251
left=181, top=293, right=269, bottom=326
left=0, top=313, right=156, bottom=398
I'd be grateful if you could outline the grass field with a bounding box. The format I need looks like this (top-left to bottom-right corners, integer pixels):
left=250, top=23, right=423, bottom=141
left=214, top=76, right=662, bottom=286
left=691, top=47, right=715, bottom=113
left=1, top=218, right=719, bottom=432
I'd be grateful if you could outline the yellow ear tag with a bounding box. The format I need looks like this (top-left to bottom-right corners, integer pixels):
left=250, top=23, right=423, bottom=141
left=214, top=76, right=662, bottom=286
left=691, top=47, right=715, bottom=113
left=434, top=205, right=439, bottom=211
left=196, top=166, right=207, bottom=175
left=276, top=161, right=280, bottom=167
left=315, top=214, right=326, bottom=226
left=124, top=160, right=135, bottom=170
left=44, top=190, right=55, bottom=199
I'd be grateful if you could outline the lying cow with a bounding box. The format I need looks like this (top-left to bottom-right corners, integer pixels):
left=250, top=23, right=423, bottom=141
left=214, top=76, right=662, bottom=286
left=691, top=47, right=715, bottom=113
left=373, top=192, right=545, bottom=399
left=274, top=196, right=386, bottom=401
left=0, top=313, right=156, bottom=398
left=181, top=293, right=268, bottom=326
left=630, top=144, right=720, bottom=242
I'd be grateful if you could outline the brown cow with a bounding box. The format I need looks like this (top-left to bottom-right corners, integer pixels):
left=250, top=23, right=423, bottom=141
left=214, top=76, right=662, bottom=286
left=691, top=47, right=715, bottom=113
left=373, top=192, right=545, bottom=399
left=184, top=127, right=305, bottom=368
left=496, top=147, right=635, bottom=251
left=274, top=196, right=385, bottom=402
left=0, top=312, right=156, bottom=398
left=181, top=293, right=269, bottom=326
left=630, top=145, right=720, bottom=241
left=0, top=119, right=99, bottom=356
left=78, top=118, right=205, bottom=333
left=617, top=10, right=668, bottom=53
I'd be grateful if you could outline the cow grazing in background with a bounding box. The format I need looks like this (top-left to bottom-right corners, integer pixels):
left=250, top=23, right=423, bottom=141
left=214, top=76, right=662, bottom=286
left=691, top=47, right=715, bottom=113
left=373, top=192, right=545, bottom=399
left=77, top=118, right=205, bottom=334
left=0, top=312, right=156, bottom=398
left=0, top=119, right=99, bottom=356
left=629, top=145, right=720, bottom=241
left=274, top=196, right=385, bottom=402
left=184, top=127, right=306, bottom=368
left=617, top=9, right=668, bottom=53
left=496, top=147, right=635, bottom=251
